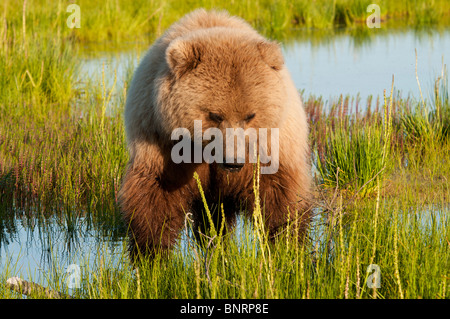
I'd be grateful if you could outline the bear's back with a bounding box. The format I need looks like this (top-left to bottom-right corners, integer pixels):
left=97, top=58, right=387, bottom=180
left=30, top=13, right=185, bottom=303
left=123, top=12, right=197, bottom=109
left=161, top=8, right=258, bottom=45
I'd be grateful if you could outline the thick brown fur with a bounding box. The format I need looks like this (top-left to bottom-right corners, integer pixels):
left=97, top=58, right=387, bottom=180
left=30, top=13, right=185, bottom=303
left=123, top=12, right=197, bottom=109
left=118, top=9, right=312, bottom=261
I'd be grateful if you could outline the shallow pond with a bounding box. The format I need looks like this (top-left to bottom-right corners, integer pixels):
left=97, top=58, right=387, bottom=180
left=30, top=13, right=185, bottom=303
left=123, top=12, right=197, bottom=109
left=80, top=26, right=450, bottom=106
left=1, top=26, right=449, bottom=290
left=285, top=27, right=449, bottom=102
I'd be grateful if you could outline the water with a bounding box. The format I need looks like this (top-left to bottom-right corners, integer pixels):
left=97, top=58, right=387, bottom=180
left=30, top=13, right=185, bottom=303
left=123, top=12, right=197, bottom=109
left=2, top=26, right=449, bottom=291
left=284, top=27, right=449, bottom=102
left=0, top=212, right=125, bottom=293
left=79, top=27, right=450, bottom=106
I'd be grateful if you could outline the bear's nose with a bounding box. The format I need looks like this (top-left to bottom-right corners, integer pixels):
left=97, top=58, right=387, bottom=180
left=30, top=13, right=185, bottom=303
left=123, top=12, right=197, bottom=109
left=220, top=162, right=244, bottom=172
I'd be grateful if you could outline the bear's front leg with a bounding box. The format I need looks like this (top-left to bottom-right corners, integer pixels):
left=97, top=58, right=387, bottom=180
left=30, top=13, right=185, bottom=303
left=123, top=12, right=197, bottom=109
left=118, top=161, right=190, bottom=262
left=258, top=165, right=312, bottom=243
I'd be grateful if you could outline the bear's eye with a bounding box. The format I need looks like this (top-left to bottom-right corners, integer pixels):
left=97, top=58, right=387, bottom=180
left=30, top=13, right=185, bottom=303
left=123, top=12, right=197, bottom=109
left=244, top=113, right=256, bottom=122
left=209, top=112, right=224, bottom=123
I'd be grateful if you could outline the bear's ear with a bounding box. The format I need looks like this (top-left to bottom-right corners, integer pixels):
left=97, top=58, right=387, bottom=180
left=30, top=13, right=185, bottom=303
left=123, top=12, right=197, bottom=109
left=166, top=39, right=202, bottom=78
left=257, top=41, right=284, bottom=71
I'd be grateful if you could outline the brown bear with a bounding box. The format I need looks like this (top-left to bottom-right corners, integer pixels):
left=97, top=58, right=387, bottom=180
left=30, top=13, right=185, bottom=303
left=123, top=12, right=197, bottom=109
left=118, top=9, right=312, bottom=261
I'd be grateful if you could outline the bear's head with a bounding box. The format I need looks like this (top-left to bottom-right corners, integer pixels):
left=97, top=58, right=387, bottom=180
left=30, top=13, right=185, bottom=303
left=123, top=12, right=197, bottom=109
left=162, top=28, right=286, bottom=172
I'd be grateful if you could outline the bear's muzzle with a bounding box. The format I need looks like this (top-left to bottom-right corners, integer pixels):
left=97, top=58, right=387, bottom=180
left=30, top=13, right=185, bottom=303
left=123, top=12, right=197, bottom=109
left=219, top=161, right=245, bottom=172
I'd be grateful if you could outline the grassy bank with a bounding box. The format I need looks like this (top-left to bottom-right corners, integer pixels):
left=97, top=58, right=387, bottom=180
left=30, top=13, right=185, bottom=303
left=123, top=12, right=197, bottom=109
left=0, top=0, right=449, bottom=299
left=2, top=0, right=450, bottom=44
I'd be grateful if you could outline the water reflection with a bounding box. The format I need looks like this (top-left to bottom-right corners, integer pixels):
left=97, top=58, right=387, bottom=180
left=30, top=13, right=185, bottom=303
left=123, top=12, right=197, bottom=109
left=0, top=208, right=125, bottom=289
left=283, top=26, right=450, bottom=102
left=78, top=26, right=450, bottom=107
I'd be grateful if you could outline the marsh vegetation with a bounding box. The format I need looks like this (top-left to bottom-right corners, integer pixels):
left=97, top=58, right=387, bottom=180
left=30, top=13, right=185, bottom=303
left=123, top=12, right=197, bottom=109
left=0, top=0, right=449, bottom=299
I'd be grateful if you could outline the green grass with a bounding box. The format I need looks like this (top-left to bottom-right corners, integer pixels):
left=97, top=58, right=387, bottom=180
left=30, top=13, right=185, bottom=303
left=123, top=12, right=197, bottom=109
left=2, top=0, right=450, bottom=45
left=1, top=82, right=448, bottom=298
left=0, top=0, right=449, bottom=299
left=3, top=175, right=448, bottom=299
left=315, top=88, right=393, bottom=197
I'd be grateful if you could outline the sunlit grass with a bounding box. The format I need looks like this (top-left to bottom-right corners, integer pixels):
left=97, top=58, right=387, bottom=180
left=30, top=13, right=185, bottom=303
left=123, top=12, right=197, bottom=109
left=2, top=0, right=450, bottom=45
left=0, top=0, right=449, bottom=299
left=4, top=172, right=448, bottom=299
